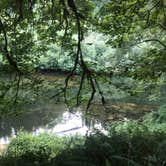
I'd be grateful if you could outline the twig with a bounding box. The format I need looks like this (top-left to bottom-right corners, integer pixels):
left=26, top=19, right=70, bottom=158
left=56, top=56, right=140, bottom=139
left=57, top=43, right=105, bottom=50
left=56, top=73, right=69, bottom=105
left=142, top=39, right=166, bottom=48
left=86, top=74, right=96, bottom=112
left=50, top=88, right=65, bottom=99
left=94, top=77, right=106, bottom=107
left=159, top=23, right=166, bottom=31
left=128, top=38, right=166, bottom=48
left=76, top=71, right=86, bottom=105
left=13, top=73, right=21, bottom=109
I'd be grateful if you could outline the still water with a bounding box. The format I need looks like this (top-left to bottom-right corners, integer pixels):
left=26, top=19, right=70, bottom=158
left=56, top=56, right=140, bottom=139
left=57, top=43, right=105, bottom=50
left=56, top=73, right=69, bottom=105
left=0, top=73, right=158, bottom=146
left=0, top=103, right=104, bottom=145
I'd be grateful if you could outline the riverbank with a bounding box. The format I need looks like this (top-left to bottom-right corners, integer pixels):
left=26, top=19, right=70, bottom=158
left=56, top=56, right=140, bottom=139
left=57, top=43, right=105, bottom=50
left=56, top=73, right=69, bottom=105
left=0, top=101, right=158, bottom=145
left=0, top=105, right=166, bottom=166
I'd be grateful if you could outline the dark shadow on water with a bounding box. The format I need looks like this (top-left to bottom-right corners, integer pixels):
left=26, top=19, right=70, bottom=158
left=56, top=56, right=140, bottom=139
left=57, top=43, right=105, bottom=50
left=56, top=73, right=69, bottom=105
left=0, top=104, right=67, bottom=142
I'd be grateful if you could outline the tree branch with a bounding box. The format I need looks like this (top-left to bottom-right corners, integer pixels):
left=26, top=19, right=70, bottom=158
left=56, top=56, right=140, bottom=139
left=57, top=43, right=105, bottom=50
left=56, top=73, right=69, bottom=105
left=76, top=71, right=86, bottom=105
left=0, top=18, right=21, bottom=74
left=142, top=39, right=166, bottom=48
left=13, top=73, right=21, bottom=108
left=129, top=38, right=166, bottom=48
left=159, top=23, right=166, bottom=31
left=62, top=0, right=105, bottom=112
left=94, top=78, right=106, bottom=106
left=86, top=74, right=96, bottom=112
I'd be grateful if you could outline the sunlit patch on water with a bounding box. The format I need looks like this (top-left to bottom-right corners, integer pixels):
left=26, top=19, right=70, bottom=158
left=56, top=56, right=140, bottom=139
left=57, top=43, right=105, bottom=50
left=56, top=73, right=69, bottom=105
left=35, top=111, right=106, bottom=136
left=34, top=111, right=89, bottom=135
left=0, top=108, right=105, bottom=145
left=0, top=102, right=155, bottom=146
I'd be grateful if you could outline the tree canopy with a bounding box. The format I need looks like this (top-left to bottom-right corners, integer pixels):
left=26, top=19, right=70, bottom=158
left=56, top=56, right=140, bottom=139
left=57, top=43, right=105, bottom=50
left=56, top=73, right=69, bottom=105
left=0, top=0, right=166, bottom=110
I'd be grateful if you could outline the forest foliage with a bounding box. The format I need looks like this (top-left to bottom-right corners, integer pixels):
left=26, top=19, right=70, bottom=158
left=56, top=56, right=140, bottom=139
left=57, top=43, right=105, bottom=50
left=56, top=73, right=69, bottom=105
left=0, top=1, right=166, bottom=165
left=0, top=0, right=165, bottom=109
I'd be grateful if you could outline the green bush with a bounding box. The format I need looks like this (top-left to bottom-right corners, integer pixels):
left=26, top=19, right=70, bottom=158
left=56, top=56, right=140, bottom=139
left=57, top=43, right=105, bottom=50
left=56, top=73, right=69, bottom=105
left=143, top=104, right=166, bottom=124
left=143, top=104, right=166, bottom=133
left=0, top=132, right=83, bottom=166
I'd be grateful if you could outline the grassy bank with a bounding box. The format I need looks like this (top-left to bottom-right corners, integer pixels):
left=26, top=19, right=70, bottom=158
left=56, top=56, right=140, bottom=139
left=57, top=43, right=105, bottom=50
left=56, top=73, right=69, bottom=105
left=0, top=105, right=166, bottom=166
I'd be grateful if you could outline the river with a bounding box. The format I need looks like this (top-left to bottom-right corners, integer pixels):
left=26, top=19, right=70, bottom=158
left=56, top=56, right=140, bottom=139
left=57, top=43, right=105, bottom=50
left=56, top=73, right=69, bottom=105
left=0, top=72, right=158, bottom=154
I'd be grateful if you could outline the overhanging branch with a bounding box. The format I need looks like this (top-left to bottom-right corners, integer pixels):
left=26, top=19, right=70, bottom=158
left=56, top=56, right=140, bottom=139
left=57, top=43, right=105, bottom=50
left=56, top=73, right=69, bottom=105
left=141, top=39, right=166, bottom=48
left=128, top=38, right=166, bottom=49
left=0, top=18, right=21, bottom=74
left=59, top=0, right=106, bottom=111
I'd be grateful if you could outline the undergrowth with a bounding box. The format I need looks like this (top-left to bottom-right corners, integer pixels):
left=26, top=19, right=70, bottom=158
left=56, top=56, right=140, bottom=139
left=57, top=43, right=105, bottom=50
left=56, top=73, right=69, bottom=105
left=0, top=105, right=166, bottom=166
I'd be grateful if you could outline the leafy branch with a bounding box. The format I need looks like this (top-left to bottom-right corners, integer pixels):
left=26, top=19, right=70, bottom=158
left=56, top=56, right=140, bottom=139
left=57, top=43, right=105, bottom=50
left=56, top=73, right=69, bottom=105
left=60, top=0, right=105, bottom=111
left=0, top=18, right=21, bottom=74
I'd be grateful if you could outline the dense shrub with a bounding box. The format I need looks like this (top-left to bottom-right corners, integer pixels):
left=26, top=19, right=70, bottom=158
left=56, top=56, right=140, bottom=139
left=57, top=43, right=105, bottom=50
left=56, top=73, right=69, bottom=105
left=0, top=132, right=84, bottom=166
left=143, top=104, right=166, bottom=133
left=143, top=104, right=166, bottom=124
